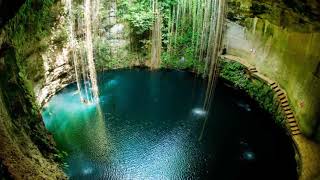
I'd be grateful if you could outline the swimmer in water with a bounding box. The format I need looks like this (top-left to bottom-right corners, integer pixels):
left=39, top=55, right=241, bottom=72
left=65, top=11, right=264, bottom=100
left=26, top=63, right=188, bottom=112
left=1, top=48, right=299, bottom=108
left=81, top=99, right=89, bottom=104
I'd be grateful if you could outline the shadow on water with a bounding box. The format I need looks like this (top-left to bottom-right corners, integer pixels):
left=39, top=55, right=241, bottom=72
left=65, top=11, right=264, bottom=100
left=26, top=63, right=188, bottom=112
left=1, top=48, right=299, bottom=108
left=42, top=69, right=297, bottom=180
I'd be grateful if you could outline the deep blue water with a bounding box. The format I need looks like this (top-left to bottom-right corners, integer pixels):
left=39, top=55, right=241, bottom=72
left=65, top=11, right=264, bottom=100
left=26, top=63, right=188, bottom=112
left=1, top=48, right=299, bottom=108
left=42, top=69, right=297, bottom=180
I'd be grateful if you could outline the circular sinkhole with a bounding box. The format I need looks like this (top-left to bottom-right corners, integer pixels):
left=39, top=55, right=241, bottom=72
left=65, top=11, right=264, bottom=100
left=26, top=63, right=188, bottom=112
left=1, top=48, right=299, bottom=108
left=42, top=69, right=297, bottom=179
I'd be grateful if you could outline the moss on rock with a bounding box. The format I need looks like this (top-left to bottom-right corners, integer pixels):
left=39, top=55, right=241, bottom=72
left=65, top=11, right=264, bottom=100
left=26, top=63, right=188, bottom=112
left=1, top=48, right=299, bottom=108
left=0, top=45, right=66, bottom=178
left=0, top=0, right=67, bottom=178
left=226, top=0, right=320, bottom=142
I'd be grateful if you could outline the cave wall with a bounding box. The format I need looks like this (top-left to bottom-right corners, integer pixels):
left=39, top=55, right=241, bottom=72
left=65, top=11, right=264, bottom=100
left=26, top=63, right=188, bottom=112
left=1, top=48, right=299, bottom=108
left=0, top=0, right=67, bottom=178
left=0, top=40, right=65, bottom=179
left=33, top=16, right=74, bottom=107
left=36, top=0, right=131, bottom=105
left=1, top=0, right=75, bottom=108
left=225, top=0, right=320, bottom=141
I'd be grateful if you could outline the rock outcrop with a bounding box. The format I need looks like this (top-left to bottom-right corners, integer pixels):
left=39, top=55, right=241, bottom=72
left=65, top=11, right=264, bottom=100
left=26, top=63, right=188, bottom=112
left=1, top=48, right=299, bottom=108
left=34, top=42, right=74, bottom=107
left=107, top=23, right=129, bottom=56
left=104, top=1, right=130, bottom=62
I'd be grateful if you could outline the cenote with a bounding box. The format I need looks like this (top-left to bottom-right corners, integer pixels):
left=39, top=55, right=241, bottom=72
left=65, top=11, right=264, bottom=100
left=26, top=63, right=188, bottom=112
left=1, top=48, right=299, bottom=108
left=42, top=69, right=297, bottom=180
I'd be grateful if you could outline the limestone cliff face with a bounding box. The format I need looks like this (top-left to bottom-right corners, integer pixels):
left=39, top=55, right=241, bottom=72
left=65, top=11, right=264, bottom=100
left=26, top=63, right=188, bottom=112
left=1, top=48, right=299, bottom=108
left=33, top=16, right=74, bottom=107
left=105, top=2, right=129, bottom=56
left=225, top=0, right=320, bottom=141
left=0, top=0, right=67, bottom=178
left=35, top=1, right=130, bottom=106
left=0, top=37, right=66, bottom=179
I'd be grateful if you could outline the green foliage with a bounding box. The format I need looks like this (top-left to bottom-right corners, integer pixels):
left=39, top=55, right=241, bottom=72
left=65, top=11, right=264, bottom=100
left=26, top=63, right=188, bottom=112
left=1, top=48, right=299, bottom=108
left=219, top=60, right=286, bottom=126
left=118, top=0, right=154, bottom=35
left=116, top=0, right=205, bottom=70
left=220, top=60, right=248, bottom=88
left=161, top=46, right=204, bottom=72
left=226, top=1, right=247, bottom=22
left=6, top=0, right=61, bottom=59
left=54, top=150, right=68, bottom=161
left=117, top=0, right=178, bottom=57
left=53, top=150, right=69, bottom=170
left=250, top=2, right=268, bottom=16
left=94, top=38, right=142, bottom=70
left=161, top=51, right=203, bottom=71
left=117, top=0, right=154, bottom=54
left=160, top=21, right=206, bottom=71
left=5, top=0, right=64, bottom=86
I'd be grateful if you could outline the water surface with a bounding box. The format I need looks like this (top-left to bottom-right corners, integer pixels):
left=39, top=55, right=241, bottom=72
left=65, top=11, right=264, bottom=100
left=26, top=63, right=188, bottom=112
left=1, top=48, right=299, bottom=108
left=42, top=69, right=297, bottom=180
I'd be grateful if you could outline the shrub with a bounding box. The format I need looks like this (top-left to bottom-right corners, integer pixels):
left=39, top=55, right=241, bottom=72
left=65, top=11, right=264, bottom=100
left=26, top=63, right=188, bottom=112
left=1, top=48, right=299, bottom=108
left=219, top=59, right=285, bottom=126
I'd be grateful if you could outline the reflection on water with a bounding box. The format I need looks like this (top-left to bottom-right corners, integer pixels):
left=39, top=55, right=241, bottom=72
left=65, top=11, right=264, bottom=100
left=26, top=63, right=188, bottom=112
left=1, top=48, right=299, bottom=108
left=42, top=69, right=297, bottom=179
left=43, top=91, right=110, bottom=162
left=192, top=108, right=207, bottom=118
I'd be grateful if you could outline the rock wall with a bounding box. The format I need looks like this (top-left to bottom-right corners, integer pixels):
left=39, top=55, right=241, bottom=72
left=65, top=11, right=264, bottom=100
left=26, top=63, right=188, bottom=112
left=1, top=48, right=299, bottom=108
left=35, top=1, right=132, bottom=106
left=0, top=0, right=131, bottom=177
left=0, top=0, right=69, bottom=177
left=225, top=0, right=320, bottom=141
left=104, top=1, right=128, bottom=54
left=96, top=1, right=131, bottom=70
left=0, top=35, right=66, bottom=179
left=107, top=23, right=129, bottom=56
left=33, top=24, right=74, bottom=107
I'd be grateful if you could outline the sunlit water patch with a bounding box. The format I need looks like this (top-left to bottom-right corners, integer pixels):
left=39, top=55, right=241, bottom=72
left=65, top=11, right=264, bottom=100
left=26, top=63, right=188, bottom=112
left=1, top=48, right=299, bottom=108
left=42, top=69, right=297, bottom=179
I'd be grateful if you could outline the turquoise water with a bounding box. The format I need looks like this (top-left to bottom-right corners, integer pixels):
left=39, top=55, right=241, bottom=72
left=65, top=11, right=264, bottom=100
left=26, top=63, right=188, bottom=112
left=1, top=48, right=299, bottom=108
left=42, top=69, right=297, bottom=179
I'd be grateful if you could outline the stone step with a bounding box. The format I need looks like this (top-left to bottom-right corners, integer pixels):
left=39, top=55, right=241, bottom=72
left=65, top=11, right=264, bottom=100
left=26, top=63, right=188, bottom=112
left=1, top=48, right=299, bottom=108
left=279, top=94, right=286, bottom=100
left=270, top=82, right=276, bottom=86
left=291, top=126, right=299, bottom=131
left=284, top=110, right=293, bottom=115
left=280, top=98, right=288, bottom=103
left=289, top=122, right=297, bottom=127
left=283, top=106, right=291, bottom=111
left=292, top=131, right=301, bottom=135
left=281, top=102, right=289, bottom=107
left=271, top=84, right=278, bottom=89
left=287, top=114, right=294, bottom=119
left=287, top=118, right=296, bottom=123
left=276, top=91, right=284, bottom=96
left=274, top=88, right=281, bottom=93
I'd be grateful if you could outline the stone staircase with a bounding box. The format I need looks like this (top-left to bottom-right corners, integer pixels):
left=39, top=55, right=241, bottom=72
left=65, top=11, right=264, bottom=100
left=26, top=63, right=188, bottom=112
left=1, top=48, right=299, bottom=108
left=221, top=55, right=320, bottom=180
left=270, top=82, right=301, bottom=135
left=221, top=54, right=301, bottom=136
left=248, top=67, right=258, bottom=73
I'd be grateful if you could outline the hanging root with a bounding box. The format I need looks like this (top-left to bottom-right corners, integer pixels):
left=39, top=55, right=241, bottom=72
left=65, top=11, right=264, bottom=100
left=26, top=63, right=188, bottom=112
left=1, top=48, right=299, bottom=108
left=199, top=0, right=226, bottom=141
